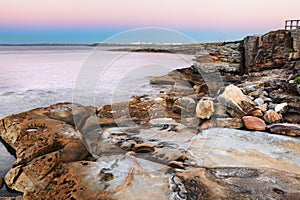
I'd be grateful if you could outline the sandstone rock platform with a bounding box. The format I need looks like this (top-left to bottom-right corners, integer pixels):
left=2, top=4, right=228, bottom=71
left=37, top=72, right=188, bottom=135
left=0, top=103, right=299, bottom=199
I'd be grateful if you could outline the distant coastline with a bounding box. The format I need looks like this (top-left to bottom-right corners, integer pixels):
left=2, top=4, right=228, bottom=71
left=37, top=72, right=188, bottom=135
left=0, top=43, right=89, bottom=46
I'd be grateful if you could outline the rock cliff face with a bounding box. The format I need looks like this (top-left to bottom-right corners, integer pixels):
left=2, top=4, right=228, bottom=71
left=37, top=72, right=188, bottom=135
left=290, top=29, right=300, bottom=60
left=243, top=30, right=293, bottom=72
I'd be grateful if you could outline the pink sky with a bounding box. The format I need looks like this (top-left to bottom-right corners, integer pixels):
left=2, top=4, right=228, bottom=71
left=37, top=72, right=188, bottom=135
left=1, top=0, right=299, bottom=31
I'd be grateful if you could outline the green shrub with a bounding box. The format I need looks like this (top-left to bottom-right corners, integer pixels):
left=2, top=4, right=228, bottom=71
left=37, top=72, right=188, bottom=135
left=295, top=76, right=300, bottom=84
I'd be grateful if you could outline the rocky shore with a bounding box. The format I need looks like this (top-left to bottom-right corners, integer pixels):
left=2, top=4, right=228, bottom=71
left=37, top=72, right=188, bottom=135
left=0, top=29, right=299, bottom=199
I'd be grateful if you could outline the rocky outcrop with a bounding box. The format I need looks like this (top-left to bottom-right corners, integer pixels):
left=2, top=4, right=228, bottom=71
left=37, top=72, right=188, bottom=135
left=290, top=29, right=300, bottom=60
left=174, top=167, right=300, bottom=200
left=1, top=103, right=300, bottom=199
left=243, top=30, right=293, bottom=72
left=0, top=104, right=300, bottom=199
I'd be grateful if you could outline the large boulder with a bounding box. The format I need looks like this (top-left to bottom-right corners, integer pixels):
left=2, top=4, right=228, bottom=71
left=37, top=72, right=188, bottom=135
left=218, top=84, right=256, bottom=117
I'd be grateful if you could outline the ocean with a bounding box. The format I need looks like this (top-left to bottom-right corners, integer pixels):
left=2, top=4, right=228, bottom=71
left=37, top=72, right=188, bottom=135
left=0, top=45, right=193, bottom=119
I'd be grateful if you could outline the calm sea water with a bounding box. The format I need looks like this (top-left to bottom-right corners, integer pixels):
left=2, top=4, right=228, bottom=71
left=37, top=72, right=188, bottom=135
left=0, top=46, right=193, bottom=119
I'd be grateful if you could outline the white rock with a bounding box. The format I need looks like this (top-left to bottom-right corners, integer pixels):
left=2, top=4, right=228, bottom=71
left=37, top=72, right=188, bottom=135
left=196, top=97, right=214, bottom=119
left=254, top=98, right=264, bottom=106
left=149, top=118, right=176, bottom=125
left=275, top=103, right=288, bottom=114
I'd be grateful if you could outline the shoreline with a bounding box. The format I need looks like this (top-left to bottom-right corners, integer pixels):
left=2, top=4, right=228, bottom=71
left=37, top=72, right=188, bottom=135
left=0, top=29, right=300, bottom=199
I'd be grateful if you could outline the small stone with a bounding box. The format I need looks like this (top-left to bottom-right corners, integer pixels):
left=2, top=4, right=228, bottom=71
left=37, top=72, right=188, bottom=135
left=242, top=116, right=266, bottom=131
left=256, top=81, right=264, bottom=88
left=181, top=117, right=200, bottom=127
left=268, top=103, right=277, bottom=109
left=192, top=84, right=199, bottom=91
left=254, top=98, right=264, bottom=106
left=175, top=97, right=196, bottom=113
left=243, top=84, right=256, bottom=94
left=214, top=103, right=228, bottom=117
left=263, top=110, right=281, bottom=124
left=149, top=118, right=176, bottom=125
left=275, top=103, right=288, bottom=114
left=149, top=75, right=175, bottom=85
left=284, top=113, right=300, bottom=123
left=248, top=89, right=262, bottom=98
left=199, top=120, right=214, bottom=130
left=258, top=103, right=268, bottom=112
left=196, top=97, right=214, bottom=119
left=195, top=83, right=208, bottom=94
left=264, top=98, right=273, bottom=103
left=216, top=118, right=244, bottom=129
left=249, top=108, right=263, bottom=117
left=268, top=123, right=300, bottom=137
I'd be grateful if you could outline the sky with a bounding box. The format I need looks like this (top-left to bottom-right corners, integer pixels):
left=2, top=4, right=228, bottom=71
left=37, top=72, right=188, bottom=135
left=0, top=0, right=299, bottom=44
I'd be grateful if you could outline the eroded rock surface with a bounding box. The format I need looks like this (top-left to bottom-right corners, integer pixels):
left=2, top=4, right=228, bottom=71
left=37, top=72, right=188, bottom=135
left=173, top=167, right=300, bottom=200
left=243, top=30, right=293, bottom=72
left=1, top=103, right=300, bottom=199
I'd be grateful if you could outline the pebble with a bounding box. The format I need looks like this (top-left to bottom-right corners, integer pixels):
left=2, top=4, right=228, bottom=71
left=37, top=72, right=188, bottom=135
left=254, top=98, right=264, bottom=106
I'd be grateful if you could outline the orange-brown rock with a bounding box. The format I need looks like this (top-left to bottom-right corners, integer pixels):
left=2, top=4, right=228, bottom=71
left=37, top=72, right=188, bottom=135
left=264, top=110, right=282, bottom=124
left=249, top=107, right=263, bottom=117
left=242, top=116, right=266, bottom=131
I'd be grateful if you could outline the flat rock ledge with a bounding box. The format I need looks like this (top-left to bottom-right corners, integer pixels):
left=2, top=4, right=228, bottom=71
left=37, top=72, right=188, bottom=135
left=0, top=103, right=300, bottom=200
